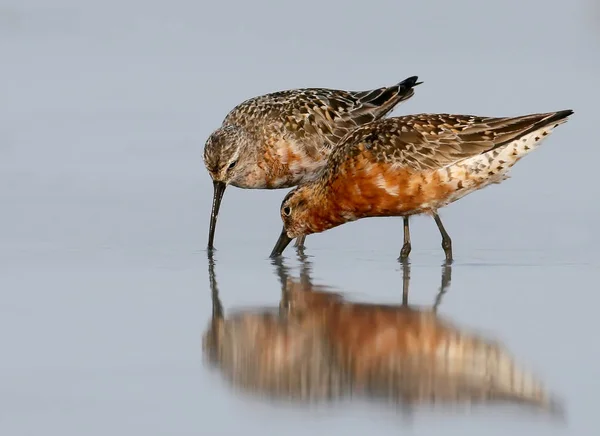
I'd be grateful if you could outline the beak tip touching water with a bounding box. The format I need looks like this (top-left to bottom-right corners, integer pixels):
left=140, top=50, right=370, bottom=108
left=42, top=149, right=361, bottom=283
left=269, top=227, right=293, bottom=258
left=208, top=181, right=227, bottom=250
left=207, top=180, right=294, bottom=257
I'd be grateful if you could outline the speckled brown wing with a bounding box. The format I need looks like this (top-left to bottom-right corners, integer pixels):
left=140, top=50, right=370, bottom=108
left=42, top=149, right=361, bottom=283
left=325, top=111, right=573, bottom=175
left=222, top=76, right=420, bottom=151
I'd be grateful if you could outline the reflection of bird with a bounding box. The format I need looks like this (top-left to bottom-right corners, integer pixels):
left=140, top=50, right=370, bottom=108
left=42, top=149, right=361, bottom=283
left=202, top=252, right=346, bottom=402
left=284, top=267, right=560, bottom=412
left=202, top=76, right=421, bottom=251
left=398, top=259, right=451, bottom=309
left=204, top=252, right=561, bottom=415
left=270, top=110, right=574, bottom=261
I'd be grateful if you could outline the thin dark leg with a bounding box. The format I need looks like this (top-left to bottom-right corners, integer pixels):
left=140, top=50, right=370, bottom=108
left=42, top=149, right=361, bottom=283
left=399, top=217, right=411, bottom=261
left=401, top=259, right=410, bottom=306
left=294, top=235, right=306, bottom=252
left=433, top=260, right=452, bottom=313
left=433, top=212, right=453, bottom=262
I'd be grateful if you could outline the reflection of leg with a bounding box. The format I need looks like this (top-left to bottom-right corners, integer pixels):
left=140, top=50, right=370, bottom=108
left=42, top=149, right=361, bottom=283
left=401, top=259, right=410, bottom=306
left=433, top=212, right=453, bottom=262
left=399, top=217, right=412, bottom=261
left=271, top=256, right=289, bottom=290
left=296, top=250, right=312, bottom=290
left=433, top=260, right=452, bottom=312
left=294, top=235, right=306, bottom=251
left=271, top=257, right=291, bottom=314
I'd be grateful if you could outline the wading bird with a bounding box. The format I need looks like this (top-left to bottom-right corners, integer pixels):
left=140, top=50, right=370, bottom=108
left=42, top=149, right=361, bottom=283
left=270, top=110, right=574, bottom=261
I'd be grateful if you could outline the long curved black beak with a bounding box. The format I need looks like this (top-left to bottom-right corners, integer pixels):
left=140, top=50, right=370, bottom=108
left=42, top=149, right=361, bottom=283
left=269, top=227, right=293, bottom=258
left=207, top=181, right=226, bottom=250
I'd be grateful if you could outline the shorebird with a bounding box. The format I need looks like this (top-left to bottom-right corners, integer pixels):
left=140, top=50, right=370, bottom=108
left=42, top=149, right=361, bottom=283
left=270, top=110, right=574, bottom=261
left=203, top=75, right=422, bottom=250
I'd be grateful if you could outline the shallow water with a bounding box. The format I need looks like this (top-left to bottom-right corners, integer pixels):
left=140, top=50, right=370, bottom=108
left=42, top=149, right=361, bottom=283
left=1, top=0, right=599, bottom=435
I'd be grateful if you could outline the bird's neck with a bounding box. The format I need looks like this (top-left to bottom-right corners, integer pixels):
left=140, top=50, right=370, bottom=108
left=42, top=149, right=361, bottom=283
left=303, top=185, right=354, bottom=235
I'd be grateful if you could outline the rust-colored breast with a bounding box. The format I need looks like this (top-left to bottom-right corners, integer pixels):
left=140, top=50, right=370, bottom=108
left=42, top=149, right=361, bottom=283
left=328, top=147, right=455, bottom=217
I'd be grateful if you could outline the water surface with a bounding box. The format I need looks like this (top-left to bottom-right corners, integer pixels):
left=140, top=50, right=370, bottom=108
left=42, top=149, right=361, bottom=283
left=1, top=0, right=599, bottom=435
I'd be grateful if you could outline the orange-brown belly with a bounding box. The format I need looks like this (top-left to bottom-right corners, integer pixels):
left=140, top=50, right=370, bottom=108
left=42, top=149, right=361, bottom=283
left=330, top=159, right=455, bottom=218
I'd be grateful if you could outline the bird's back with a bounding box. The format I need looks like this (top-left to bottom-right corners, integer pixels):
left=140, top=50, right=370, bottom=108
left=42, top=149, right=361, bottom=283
left=218, top=77, right=420, bottom=188
left=224, top=78, right=419, bottom=150
left=314, top=111, right=573, bottom=216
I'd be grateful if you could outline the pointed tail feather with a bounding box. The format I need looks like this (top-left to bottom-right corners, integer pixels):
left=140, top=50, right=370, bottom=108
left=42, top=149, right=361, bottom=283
left=350, top=76, right=422, bottom=122
left=497, top=109, right=573, bottom=149
left=437, top=109, right=574, bottom=202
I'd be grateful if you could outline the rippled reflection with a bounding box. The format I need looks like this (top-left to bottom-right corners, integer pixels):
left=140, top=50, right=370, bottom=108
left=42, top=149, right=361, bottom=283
left=203, top=253, right=562, bottom=416
left=203, top=252, right=345, bottom=402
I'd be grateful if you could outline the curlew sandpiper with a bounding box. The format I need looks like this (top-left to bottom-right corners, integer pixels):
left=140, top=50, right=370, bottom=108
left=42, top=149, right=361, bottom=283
left=270, top=110, right=574, bottom=261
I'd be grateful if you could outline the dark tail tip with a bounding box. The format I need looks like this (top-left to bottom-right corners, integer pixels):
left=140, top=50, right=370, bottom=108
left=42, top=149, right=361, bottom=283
left=557, top=109, right=574, bottom=119
left=399, top=76, right=422, bottom=89
left=544, top=109, right=574, bottom=126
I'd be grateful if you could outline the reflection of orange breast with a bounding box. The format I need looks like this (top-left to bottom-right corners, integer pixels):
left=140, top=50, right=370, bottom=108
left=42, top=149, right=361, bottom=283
left=315, top=305, right=445, bottom=382
left=290, top=290, right=447, bottom=382
left=328, top=150, right=455, bottom=217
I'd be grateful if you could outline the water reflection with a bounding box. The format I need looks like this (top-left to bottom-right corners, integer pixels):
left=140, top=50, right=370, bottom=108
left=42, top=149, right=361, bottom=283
left=203, top=252, right=345, bottom=401
left=203, top=253, right=562, bottom=416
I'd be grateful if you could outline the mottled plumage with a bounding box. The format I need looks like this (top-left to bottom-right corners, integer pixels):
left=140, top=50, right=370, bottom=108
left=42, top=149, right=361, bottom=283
left=203, top=76, right=422, bottom=249
left=271, top=110, right=574, bottom=260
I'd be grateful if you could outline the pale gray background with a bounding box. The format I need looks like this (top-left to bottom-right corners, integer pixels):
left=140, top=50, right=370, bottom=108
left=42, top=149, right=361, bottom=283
left=1, top=0, right=599, bottom=435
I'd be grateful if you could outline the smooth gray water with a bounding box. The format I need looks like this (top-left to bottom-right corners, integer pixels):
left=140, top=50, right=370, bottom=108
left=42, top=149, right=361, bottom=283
left=1, top=0, right=599, bottom=434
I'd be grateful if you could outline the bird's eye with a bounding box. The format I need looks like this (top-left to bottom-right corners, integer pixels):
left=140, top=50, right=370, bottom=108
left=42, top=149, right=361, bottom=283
left=283, top=206, right=291, bottom=216
left=227, top=160, right=237, bottom=170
